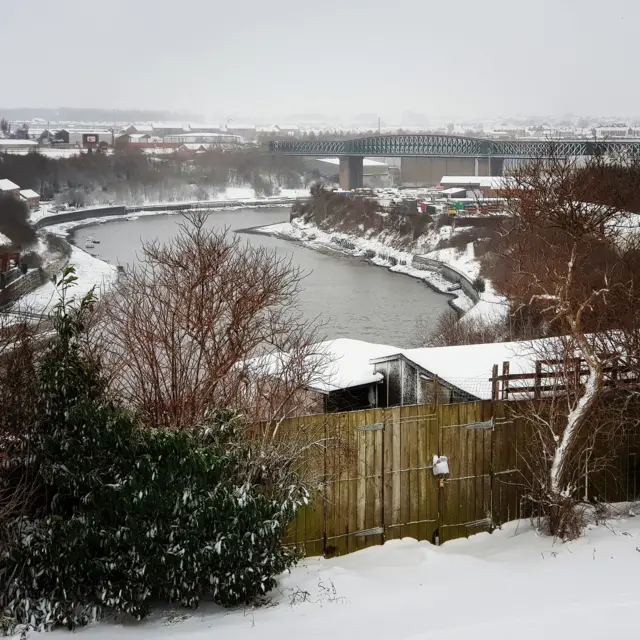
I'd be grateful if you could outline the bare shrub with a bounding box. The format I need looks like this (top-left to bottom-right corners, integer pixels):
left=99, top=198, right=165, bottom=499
left=418, top=308, right=507, bottom=347
left=97, top=212, right=328, bottom=432
left=494, top=152, right=640, bottom=537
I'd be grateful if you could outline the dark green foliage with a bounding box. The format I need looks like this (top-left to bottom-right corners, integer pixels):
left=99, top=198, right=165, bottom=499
left=472, top=276, right=486, bottom=293
left=0, top=270, right=304, bottom=634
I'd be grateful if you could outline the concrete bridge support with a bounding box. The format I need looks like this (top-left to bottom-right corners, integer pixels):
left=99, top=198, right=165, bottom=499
left=339, top=156, right=363, bottom=190
left=490, top=157, right=504, bottom=176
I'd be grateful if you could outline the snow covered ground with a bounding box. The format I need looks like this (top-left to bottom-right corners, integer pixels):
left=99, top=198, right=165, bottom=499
left=12, top=245, right=118, bottom=315
left=73, top=512, right=640, bottom=640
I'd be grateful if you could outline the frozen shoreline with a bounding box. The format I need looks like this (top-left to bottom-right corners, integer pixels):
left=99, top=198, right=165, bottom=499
left=24, top=197, right=508, bottom=325
left=250, top=218, right=508, bottom=321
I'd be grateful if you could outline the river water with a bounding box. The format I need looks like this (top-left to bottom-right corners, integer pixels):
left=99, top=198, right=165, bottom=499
left=73, top=207, right=449, bottom=346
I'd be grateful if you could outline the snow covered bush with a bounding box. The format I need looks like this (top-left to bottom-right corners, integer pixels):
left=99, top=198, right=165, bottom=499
left=0, top=270, right=305, bottom=634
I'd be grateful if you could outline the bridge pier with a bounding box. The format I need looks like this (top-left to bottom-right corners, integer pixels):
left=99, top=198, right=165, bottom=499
left=339, top=156, right=363, bottom=190
left=490, top=157, right=504, bottom=176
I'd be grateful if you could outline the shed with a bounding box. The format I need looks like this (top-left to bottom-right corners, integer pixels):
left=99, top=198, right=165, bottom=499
left=20, top=189, right=40, bottom=210
left=0, top=179, right=20, bottom=197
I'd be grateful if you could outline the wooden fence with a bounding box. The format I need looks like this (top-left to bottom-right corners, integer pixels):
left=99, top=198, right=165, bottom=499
left=280, top=401, right=640, bottom=557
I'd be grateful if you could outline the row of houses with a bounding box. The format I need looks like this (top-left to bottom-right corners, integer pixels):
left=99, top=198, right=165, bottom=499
left=125, top=122, right=300, bottom=140
left=0, top=179, right=40, bottom=210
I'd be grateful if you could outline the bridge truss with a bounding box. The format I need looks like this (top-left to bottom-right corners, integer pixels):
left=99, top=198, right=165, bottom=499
left=270, top=135, right=640, bottom=158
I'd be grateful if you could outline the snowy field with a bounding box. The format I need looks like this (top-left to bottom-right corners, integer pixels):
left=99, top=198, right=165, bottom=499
left=71, top=514, right=640, bottom=640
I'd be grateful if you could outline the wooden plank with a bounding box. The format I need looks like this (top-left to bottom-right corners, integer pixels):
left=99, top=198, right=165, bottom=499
left=383, top=408, right=394, bottom=542
left=352, top=410, right=365, bottom=553
left=408, top=404, right=421, bottom=540
left=391, top=407, right=402, bottom=540
left=364, top=411, right=376, bottom=548
left=399, top=406, right=411, bottom=539
left=427, top=404, right=440, bottom=545
left=371, top=409, right=384, bottom=549
left=324, top=413, right=339, bottom=556
left=440, top=403, right=459, bottom=543
left=416, top=404, right=428, bottom=542
left=336, top=411, right=351, bottom=556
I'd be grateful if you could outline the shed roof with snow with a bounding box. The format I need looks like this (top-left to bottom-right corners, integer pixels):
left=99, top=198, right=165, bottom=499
left=306, top=338, right=542, bottom=400
left=0, top=179, right=20, bottom=192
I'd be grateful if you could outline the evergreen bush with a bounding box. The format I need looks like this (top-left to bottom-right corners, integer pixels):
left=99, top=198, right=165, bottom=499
left=472, top=276, right=486, bottom=293
left=0, top=269, right=305, bottom=634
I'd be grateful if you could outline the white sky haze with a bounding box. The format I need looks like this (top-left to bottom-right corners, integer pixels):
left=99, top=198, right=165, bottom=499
left=2, top=0, right=638, bottom=120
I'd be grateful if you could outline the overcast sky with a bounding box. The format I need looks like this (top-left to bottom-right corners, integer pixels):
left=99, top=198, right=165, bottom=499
left=2, top=0, right=638, bottom=121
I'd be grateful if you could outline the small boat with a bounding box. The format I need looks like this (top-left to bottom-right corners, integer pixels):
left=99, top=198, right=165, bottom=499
left=446, top=283, right=462, bottom=292
left=92, top=239, right=101, bottom=244
left=85, top=240, right=95, bottom=249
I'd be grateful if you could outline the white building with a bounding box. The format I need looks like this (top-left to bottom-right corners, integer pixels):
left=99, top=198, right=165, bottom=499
left=67, top=130, right=113, bottom=147
left=125, top=124, right=154, bottom=135
left=224, top=124, right=256, bottom=141
left=164, top=133, right=243, bottom=146
left=151, top=122, right=186, bottom=137
left=188, top=123, right=220, bottom=133
left=0, top=179, right=20, bottom=196
left=0, top=140, right=38, bottom=153
left=594, top=126, right=630, bottom=139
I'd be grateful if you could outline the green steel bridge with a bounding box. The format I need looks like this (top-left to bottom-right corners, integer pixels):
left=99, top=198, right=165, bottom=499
left=270, top=134, right=640, bottom=189
left=269, top=135, right=640, bottom=158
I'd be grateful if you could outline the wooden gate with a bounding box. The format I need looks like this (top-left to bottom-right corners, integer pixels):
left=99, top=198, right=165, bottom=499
left=284, top=401, right=529, bottom=556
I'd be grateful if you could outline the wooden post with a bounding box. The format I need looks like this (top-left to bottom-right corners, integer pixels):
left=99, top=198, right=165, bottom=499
left=491, top=364, right=499, bottom=401
left=501, top=361, right=510, bottom=401
left=534, top=361, right=542, bottom=399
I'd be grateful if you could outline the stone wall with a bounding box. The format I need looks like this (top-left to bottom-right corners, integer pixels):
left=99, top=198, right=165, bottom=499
left=412, top=255, right=480, bottom=303
left=0, top=237, right=71, bottom=308
left=35, top=206, right=127, bottom=229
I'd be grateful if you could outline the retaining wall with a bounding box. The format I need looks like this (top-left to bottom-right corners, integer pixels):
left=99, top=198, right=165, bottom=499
left=0, top=236, right=72, bottom=308
left=413, top=255, right=480, bottom=303
left=35, top=206, right=127, bottom=229
left=36, top=198, right=302, bottom=230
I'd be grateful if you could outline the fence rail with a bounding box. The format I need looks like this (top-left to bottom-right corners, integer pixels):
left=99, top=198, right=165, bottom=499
left=279, top=400, right=640, bottom=557
left=490, top=359, right=640, bottom=400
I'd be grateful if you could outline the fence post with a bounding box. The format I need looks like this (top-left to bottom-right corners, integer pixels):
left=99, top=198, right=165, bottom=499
left=534, top=361, right=542, bottom=399
left=491, top=364, right=499, bottom=401
left=501, top=361, right=510, bottom=400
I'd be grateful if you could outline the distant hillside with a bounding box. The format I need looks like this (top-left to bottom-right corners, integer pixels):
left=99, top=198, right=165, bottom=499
left=0, top=107, right=203, bottom=123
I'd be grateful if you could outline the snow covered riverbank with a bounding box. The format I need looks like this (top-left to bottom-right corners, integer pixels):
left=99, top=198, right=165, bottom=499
left=20, top=192, right=308, bottom=315
left=253, top=218, right=508, bottom=321
left=11, top=245, right=119, bottom=316
left=70, top=511, right=640, bottom=640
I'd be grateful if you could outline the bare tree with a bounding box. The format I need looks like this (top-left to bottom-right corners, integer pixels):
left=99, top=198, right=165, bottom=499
left=493, top=153, right=640, bottom=536
left=97, top=212, right=329, bottom=433
left=418, top=308, right=508, bottom=347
